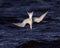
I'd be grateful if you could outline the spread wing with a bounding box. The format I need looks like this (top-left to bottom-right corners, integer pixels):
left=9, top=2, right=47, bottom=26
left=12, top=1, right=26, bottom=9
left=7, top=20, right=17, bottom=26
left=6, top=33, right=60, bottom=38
left=12, top=19, right=28, bottom=27
left=34, top=11, right=48, bottom=23
left=12, top=23, right=24, bottom=27
left=13, top=12, right=33, bottom=28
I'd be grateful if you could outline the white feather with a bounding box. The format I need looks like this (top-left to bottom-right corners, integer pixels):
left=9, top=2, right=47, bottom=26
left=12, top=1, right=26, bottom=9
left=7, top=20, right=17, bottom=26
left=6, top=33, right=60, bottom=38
left=13, top=12, right=33, bottom=30
left=12, top=11, right=48, bottom=30
left=34, top=11, right=48, bottom=23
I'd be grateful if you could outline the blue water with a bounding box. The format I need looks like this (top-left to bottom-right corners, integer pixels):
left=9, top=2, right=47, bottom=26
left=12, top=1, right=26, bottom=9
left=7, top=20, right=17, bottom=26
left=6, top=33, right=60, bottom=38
left=0, top=0, right=60, bottom=48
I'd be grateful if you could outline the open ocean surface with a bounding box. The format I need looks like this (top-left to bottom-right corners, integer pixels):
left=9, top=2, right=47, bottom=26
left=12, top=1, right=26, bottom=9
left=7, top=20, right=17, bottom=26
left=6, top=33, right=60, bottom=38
left=0, top=0, right=60, bottom=48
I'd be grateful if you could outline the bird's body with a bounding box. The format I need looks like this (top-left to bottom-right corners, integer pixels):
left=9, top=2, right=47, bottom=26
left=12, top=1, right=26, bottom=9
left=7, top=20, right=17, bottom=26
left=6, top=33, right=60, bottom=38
left=34, top=11, right=48, bottom=23
left=13, top=12, right=33, bottom=30
left=13, top=11, right=48, bottom=30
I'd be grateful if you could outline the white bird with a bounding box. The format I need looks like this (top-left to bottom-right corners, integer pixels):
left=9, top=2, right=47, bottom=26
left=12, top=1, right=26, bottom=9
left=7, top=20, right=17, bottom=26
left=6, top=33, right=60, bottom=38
left=34, top=11, right=48, bottom=23
left=13, top=12, right=33, bottom=30
left=13, top=11, right=48, bottom=30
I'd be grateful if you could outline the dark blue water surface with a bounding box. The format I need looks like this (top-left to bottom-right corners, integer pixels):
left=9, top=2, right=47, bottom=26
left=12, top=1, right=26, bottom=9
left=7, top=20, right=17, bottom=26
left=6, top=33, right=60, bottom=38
left=0, top=0, right=60, bottom=48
